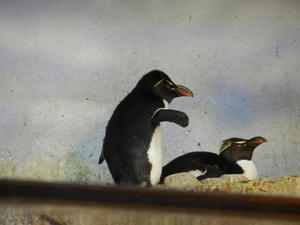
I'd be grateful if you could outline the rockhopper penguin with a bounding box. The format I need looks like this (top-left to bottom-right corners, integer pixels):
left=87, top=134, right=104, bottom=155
left=160, top=136, right=267, bottom=183
left=99, top=70, right=193, bottom=186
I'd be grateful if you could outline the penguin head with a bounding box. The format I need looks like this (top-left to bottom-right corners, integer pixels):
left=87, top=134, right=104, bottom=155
left=136, top=70, right=193, bottom=103
left=219, top=136, right=267, bottom=162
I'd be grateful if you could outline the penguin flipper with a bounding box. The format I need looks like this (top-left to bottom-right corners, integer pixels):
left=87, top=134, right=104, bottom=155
left=152, top=109, right=189, bottom=127
left=98, top=151, right=105, bottom=164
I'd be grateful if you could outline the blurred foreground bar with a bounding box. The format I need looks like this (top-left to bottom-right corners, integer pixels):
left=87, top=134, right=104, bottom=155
left=0, top=179, right=300, bottom=225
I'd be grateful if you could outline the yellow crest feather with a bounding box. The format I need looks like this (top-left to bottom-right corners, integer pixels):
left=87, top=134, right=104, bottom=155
left=219, top=140, right=232, bottom=153
left=153, top=79, right=164, bottom=87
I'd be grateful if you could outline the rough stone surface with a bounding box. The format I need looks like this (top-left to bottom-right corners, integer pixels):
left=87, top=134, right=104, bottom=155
left=163, top=174, right=300, bottom=197
left=163, top=172, right=248, bottom=189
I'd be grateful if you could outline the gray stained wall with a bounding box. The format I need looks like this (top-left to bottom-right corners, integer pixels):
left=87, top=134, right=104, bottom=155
left=0, top=0, right=300, bottom=183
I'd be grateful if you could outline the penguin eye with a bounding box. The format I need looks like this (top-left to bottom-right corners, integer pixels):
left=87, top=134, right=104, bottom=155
left=235, top=144, right=243, bottom=150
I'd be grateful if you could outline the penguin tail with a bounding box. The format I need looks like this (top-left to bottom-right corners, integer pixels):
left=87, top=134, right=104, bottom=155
left=98, top=151, right=105, bottom=164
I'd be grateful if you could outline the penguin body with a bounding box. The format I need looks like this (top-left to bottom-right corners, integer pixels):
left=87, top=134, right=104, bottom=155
left=160, top=151, right=242, bottom=183
left=160, top=136, right=267, bottom=183
left=100, top=70, right=193, bottom=186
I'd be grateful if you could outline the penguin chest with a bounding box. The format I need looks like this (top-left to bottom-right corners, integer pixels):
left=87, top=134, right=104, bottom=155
left=147, top=126, right=163, bottom=186
left=236, top=160, right=258, bottom=180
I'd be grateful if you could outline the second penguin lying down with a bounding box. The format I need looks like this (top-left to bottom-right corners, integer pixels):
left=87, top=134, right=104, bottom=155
left=160, top=136, right=267, bottom=183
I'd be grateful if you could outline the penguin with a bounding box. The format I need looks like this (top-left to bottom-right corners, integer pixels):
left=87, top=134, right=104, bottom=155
left=160, top=136, right=267, bottom=183
left=99, top=70, right=193, bottom=186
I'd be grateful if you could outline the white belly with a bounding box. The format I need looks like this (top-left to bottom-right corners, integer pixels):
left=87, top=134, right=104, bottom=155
left=236, top=160, right=258, bottom=180
left=147, top=100, right=168, bottom=186
left=148, top=127, right=163, bottom=186
left=147, top=100, right=168, bottom=185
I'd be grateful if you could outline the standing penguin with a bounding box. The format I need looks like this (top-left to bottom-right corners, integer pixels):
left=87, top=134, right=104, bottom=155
left=99, top=70, right=193, bottom=186
left=160, top=136, right=267, bottom=183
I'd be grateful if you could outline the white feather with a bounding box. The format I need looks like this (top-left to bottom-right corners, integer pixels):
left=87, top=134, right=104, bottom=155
left=236, top=160, right=258, bottom=180
left=148, top=127, right=163, bottom=185
left=163, top=100, right=169, bottom=109
left=147, top=100, right=168, bottom=185
left=188, top=169, right=206, bottom=177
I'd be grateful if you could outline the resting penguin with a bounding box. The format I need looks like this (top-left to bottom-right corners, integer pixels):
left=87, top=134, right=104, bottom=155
left=99, top=70, right=193, bottom=186
left=160, top=136, right=267, bottom=183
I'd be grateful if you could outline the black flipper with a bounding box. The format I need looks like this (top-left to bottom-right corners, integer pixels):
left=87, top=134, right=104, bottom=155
left=151, top=109, right=189, bottom=127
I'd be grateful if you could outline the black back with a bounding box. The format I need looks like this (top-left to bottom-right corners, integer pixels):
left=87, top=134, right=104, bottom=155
left=160, top=152, right=243, bottom=183
left=103, top=88, right=163, bottom=185
left=101, top=70, right=189, bottom=185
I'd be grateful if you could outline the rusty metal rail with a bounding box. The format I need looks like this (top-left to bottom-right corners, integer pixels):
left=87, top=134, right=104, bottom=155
left=0, top=179, right=299, bottom=221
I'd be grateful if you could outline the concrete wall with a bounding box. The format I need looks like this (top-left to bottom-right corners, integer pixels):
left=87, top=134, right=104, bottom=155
left=0, top=0, right=300, bottom=184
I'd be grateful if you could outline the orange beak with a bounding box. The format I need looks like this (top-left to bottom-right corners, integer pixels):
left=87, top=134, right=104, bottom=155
left=253, top=137, right=268, bottom=146
left=173, top=85, right=194, bottom=97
